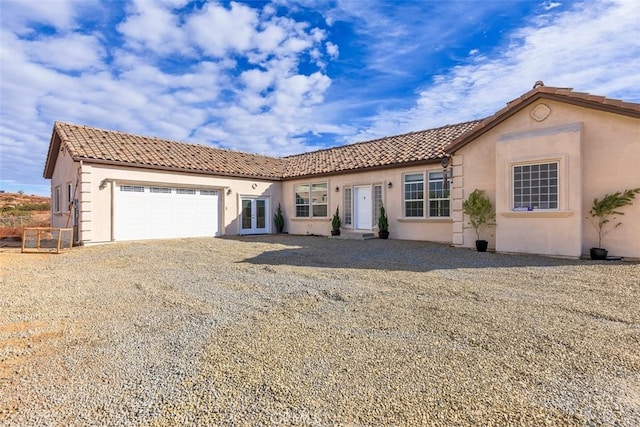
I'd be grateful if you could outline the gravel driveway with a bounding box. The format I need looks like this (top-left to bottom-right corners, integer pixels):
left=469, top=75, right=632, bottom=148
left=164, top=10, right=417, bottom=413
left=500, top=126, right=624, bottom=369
left=1, top=235, right=639, bottom=426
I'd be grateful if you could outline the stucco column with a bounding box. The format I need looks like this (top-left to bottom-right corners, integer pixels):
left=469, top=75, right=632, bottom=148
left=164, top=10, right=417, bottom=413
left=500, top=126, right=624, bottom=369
left=78, top=165, right=91, bottom=243
left=451, top=155, right=464, bottom=246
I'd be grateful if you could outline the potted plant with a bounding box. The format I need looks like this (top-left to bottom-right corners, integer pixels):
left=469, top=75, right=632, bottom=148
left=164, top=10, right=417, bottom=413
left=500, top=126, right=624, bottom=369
left=588, top=188, right=640, bottom=260
left=331, top=206, right=341, bottom=236
left=378, top=204, right=389, bottom=239
left=273, top=202, right=285, bottom=234
left=462, top=189, right=496, bottom=252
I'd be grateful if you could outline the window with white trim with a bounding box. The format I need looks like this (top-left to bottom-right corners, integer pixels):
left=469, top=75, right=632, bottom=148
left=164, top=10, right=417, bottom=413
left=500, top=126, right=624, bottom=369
left=54, top=186, right=61, bottom=213
left=428, top=171, right=450, bottom=217
left=513, top=162, right=558, bottom=210
left=404, top=173, right=424, bottom=217
left=66, top=183, right=73, bottom=211
left=295, top=182, right=328, bottom=217
left=373, top=184, right=383, bottom=221
left=343, top=187, right=352, bottom=226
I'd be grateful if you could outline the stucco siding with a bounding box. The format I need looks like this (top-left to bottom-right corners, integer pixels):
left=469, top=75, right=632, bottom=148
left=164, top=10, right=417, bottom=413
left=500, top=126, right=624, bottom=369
left=74, top=164, right=282, bottom=244
left=49, top=147, right=79, bottom=230
left=454, top=99, right=639, bottom=258
left=580, top=111, right=640, bottom=258
left=282, top=166, right=453, bottom=242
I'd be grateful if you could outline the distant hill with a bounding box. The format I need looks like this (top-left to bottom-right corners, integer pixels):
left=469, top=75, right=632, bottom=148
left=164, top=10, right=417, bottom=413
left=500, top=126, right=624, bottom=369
left=0, top=192, right=51, bottom=212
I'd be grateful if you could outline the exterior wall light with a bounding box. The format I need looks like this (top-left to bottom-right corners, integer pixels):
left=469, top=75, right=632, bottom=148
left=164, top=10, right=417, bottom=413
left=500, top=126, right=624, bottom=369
left=226, top=188, right=232, bottom=195
left=387, top=182, right=392, bottom=189
left=335, top=186, right=340, bottom=192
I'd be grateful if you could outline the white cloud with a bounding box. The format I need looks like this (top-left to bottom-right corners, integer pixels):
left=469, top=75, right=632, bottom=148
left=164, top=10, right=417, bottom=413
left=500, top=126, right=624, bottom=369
left=326, top=41, right=339, bottom=59
left=543, top=2, right=562, bottom=11
left=349, top=0, right=640, bottom=142
left=0, top=0, right=101, bottom=33
left=25, top=33, right=106, bottom=71
left=1, top=0, right=637, bottom=195
left=187, top=2, right=258, bottom=57
left=117, top=0, right=190, bottom=55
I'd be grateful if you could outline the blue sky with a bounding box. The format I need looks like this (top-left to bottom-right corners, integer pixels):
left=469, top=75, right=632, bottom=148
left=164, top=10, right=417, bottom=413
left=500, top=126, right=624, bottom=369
left=1, top=0, right=639, bottom=196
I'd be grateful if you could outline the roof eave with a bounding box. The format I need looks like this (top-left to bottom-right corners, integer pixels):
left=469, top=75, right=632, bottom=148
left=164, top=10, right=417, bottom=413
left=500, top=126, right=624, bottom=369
left=43, top=126, right=62, bottom=179
left=282, top=157, right=443, bottom=180
left=74, top=157, right=284, bottom=181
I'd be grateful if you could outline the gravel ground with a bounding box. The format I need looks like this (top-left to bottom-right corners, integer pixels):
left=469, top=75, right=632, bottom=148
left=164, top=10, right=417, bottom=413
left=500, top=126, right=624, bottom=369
left=0, top=235, right=639, bottom=426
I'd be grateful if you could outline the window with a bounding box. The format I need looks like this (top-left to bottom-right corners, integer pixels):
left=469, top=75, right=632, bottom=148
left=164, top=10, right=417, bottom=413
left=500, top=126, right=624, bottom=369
left=295, top=184, right=310, bottom=217
left=373, top=184, right=383, bottom=221
left=428, top=171, right=450, bottom=217
left=513, top=162, right=558, bottom=210
left=404, top=173, right=424, bottom=217
left=343, top=187, right=352, bottom=226
left=295, top=182, right=328, bottom=217
left=176, top=188, right=196, bottom=195
left=54, top=186, right=61, bottom=213
left=66, top=183, right=73, bottom=211
left=150, top=187, right=171, bottom=193
left=120, top=185, right=144, bottom=192
left=200, top=190, right=218, bottom=196
left=311, top=183, right=328, bottom=217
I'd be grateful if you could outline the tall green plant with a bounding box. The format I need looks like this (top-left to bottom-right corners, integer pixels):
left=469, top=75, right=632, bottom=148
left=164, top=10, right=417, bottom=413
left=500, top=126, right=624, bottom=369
left=462, top=189, right=495, bottom=241
left=331, top=206, right=341, bottom=231
left=273, top=203, right=285, bottom=233
left=589, top=188, right=640, bottom=248
left=378, top=204, right=388, bottom=232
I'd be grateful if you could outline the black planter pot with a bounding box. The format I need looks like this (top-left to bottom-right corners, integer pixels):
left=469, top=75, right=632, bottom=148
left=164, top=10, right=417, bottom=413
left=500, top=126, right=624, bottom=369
left=475, top=240, right=489, bottom=252
left=331, top=229, right=340, bottom=236
left=378, top=230, right=389, bottom=239
left=590, top=247, right=608, bottom=260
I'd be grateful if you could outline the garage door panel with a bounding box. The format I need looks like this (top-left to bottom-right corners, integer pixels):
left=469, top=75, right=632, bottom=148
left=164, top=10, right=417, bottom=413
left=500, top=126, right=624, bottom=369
left=116, top=186, right=219, bottom=241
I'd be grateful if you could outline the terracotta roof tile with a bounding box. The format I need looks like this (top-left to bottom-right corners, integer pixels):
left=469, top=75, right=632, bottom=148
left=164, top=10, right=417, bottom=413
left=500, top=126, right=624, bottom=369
left=50, top=120, right=482, bottom=180
left=282, top=120, right=481, bottom=178
left=47, top=86, right=638, bottom=181
left=54, top=122, right=286, bottom=179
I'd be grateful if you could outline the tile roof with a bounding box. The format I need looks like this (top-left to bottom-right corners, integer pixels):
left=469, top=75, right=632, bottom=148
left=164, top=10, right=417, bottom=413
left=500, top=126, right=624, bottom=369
left=445, top=85, right=640, bottom=154
left=45, top=120, right=482, bottom=180
left=282, top=120, right=482, bottom=178
left=50, top=122, right=286, bottom=179
left=44, top=85, right=639, bottom=181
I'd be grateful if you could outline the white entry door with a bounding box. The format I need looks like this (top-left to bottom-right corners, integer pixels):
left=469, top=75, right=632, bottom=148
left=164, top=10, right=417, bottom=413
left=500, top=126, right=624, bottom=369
left=354, top=186, right=372, bottom=230
left=240, top=197, right=269, bottom=234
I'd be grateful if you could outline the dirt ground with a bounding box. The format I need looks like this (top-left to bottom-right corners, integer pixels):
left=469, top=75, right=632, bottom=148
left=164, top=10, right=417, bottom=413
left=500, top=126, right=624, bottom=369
left=1, top=236, right=639, bottom=426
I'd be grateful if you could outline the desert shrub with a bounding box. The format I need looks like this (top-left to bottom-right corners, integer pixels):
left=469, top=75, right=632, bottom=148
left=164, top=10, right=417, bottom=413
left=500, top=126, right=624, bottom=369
left=1, top=202, right=50, bottom=214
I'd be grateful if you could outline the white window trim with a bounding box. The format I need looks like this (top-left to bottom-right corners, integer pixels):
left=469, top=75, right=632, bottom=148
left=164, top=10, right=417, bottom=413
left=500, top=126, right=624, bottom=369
left=403, top=172, right=425, bottom=218
left=66, top=183, right=73, bottom=212
left=510, top=160, right=560, bottom=211
left=343, top=186, right=353, bottom=227
left=373, top=183, right=384, bottom=228
left=54, top=186, right=61, bottom=213
left=427, top=170, right=451, bottom=218
left=294, top=181, right=328, bottom=218
left=403, top=169, right=452, bottom=219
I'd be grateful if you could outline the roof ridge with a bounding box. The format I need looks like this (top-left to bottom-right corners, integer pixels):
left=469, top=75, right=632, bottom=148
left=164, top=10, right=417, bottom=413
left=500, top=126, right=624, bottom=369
left=54, top=121, right=282, bottom=161
left=283, top=119, right=483, bottom=159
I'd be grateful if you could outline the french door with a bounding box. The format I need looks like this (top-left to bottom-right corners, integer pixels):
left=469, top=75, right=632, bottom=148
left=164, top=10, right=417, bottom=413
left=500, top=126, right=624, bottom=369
left=240, top=197, right=269, bottom=234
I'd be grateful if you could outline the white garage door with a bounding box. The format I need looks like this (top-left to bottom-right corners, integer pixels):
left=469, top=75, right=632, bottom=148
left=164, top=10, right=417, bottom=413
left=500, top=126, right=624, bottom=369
left=115, top=185, right=219, bottom=241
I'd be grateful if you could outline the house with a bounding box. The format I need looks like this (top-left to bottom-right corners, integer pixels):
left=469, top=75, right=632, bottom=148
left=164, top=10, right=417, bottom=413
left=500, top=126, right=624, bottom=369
left=43, top=84, right=640, bottom=258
